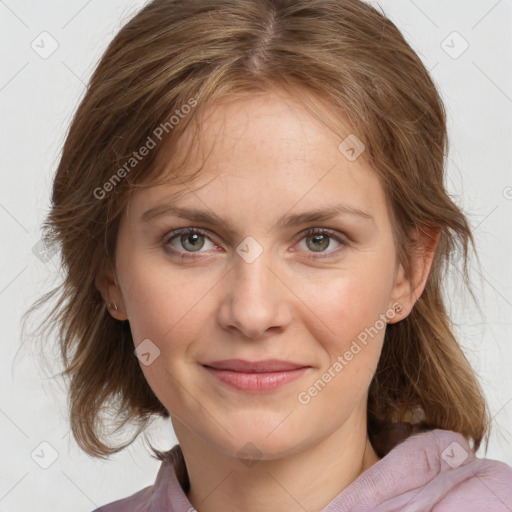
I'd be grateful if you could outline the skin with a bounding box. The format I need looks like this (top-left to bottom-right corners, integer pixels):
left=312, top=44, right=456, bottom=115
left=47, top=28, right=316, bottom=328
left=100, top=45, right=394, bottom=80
left=97, top=88, right=438, bottom=512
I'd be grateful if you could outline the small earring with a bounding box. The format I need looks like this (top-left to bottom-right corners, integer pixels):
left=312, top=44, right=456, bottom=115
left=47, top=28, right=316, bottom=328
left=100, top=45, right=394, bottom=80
left=107, top=299, right=118, bottom=311
left=394, top=303, right=403, bottom=313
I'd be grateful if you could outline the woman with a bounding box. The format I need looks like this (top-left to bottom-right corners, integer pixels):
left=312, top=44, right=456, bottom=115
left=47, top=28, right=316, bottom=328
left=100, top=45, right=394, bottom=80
left=31, top=0, right=512, bottom=510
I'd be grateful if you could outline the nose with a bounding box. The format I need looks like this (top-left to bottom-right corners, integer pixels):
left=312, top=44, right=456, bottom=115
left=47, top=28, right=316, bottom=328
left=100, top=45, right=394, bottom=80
left=217, top=250, right=293, bottom=340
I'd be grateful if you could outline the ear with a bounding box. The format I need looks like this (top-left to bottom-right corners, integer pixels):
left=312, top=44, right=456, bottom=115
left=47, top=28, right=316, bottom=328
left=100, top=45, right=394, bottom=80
left=95, top=262, right=128, bottom=321
left=387, top=226, right=440, bottom=324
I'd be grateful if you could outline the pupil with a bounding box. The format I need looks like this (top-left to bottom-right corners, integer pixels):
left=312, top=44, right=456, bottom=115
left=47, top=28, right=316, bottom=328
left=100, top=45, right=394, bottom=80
left=182, top=233, right=204, bottom=251
left=309, top=234, right=329, bottom=252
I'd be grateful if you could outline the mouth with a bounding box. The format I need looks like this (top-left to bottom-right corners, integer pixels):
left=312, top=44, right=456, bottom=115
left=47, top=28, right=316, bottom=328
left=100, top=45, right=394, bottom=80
left=202, top=358, right=310, bottom=372
left=201, top=359, right=312, bottom=393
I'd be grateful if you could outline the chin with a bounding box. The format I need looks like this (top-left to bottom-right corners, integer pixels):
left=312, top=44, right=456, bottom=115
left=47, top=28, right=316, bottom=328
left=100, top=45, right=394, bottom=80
left=205, top=424, right=308, bottom=462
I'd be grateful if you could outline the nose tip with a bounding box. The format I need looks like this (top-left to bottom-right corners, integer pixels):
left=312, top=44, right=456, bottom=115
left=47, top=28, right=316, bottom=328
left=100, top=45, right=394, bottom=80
left=217, top=262, right=293, bottom=339
left=223, top=301, right=287, bottom=340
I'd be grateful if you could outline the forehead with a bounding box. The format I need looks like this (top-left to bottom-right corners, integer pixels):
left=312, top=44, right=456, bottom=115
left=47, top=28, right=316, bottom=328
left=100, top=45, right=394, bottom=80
left=127, top=88, right=389, bottom=227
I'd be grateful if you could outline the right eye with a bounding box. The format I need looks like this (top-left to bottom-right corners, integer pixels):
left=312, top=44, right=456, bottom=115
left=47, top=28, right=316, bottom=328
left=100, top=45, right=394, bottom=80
left=163, top=227, right=219, bottom=259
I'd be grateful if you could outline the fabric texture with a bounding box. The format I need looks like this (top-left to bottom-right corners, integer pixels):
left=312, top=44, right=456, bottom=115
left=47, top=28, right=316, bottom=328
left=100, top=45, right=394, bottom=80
left=92, top=429, right=512, bottom=511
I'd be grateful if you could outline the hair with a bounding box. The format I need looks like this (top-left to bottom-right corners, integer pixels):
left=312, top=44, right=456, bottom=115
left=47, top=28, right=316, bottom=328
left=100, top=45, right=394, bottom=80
left=24, top=0, right=490, bottom=462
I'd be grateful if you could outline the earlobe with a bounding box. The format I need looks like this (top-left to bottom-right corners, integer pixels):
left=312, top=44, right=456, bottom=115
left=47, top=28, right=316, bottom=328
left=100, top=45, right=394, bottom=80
left=107, top=299, right=119, bottom=312
left=387, top=226, right=441, bottom=323
left=95, top=264, right=129, bottom=321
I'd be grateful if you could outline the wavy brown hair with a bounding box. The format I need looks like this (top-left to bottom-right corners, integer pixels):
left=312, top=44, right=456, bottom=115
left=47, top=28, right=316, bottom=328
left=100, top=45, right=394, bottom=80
left=24, top=0, right=490, bottom=460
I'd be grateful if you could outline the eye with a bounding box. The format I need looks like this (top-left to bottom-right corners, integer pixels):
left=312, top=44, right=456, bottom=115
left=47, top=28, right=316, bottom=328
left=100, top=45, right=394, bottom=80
left=163, top=228, right=217, bottom=258
left=294, top=228, right=347, bottom=259
left=162, top=227, right=348, bottom=260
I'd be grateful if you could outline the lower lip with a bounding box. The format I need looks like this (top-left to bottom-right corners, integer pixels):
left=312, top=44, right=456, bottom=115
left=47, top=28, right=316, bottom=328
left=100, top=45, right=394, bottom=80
left=202, top=366, right=310, bottom=392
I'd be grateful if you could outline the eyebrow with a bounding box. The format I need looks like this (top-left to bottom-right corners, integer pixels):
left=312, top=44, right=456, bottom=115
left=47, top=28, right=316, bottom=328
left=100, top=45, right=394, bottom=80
left=141, top=203, right=374, bottom=232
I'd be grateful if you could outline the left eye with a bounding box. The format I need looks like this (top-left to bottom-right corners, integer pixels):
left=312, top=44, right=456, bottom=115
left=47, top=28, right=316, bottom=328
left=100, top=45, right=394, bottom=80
left=297, top=228, right=345, bottom=255
left=163, top=227, right=346, bottom=259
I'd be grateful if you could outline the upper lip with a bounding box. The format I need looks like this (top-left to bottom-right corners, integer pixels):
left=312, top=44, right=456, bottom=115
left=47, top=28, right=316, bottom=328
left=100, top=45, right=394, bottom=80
left=202, top=359, right=310, bottom=373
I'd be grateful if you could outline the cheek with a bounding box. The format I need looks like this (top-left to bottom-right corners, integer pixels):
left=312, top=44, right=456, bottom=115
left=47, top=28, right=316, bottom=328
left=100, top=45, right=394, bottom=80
left=119, top=260, right=213, bottom=413
left=298, top=290, right=386, bottom=415
left=118, top=252, right=218, bottom=365
left=307, top=258, right=394, bottom=341
left=300, top=256, right=395, bottom=392
left=125, top=273, right=197, bottom=342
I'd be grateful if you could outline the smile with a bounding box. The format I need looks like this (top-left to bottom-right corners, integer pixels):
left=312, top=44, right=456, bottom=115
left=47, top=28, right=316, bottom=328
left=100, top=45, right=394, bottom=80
left=202, top=364, right=311, bottom=392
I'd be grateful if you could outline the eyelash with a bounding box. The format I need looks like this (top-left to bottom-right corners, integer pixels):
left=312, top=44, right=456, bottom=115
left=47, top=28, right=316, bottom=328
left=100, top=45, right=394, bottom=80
left=162, top=227, right=348, bottom=260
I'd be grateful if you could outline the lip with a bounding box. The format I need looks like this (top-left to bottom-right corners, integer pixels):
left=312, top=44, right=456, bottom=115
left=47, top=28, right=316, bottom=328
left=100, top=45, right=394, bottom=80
left=201, top=359, right=311, bottom=393
left=202, top=358, right=309, bottom=372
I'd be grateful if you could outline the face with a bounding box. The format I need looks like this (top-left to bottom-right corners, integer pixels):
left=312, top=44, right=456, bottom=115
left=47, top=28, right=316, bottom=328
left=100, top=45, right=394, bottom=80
left=102, top=89, right=416, bottom=460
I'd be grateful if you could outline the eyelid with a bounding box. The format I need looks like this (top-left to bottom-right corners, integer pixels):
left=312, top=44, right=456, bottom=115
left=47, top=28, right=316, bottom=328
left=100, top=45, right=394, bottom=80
left=163, top=227, right=215, bottom=244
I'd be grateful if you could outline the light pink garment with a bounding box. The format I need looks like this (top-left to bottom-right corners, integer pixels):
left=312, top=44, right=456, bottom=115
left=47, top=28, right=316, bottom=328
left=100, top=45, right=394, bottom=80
left=92, top=429, right=512, bottom=511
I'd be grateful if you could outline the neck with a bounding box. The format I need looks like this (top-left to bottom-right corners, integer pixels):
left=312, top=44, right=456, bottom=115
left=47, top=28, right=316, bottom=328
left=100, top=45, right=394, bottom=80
left=172, top=413, right=380, bottom=512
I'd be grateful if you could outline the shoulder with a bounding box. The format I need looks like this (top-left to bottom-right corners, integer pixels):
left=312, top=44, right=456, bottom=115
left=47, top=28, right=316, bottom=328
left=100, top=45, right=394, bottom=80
left=89, top=445, right=185, bottom=512
left=90, top=485, right=154, bottom=512
left=410, top=429, right=512, bottom=511
left=373, top=428, right=512, bottom=511
left=433, top=456, right=512, bottom=511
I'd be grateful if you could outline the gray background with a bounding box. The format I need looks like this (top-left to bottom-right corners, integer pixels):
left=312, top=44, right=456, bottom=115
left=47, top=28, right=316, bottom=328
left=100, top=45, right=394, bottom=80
left=1, top=0, right=511, bottom=510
